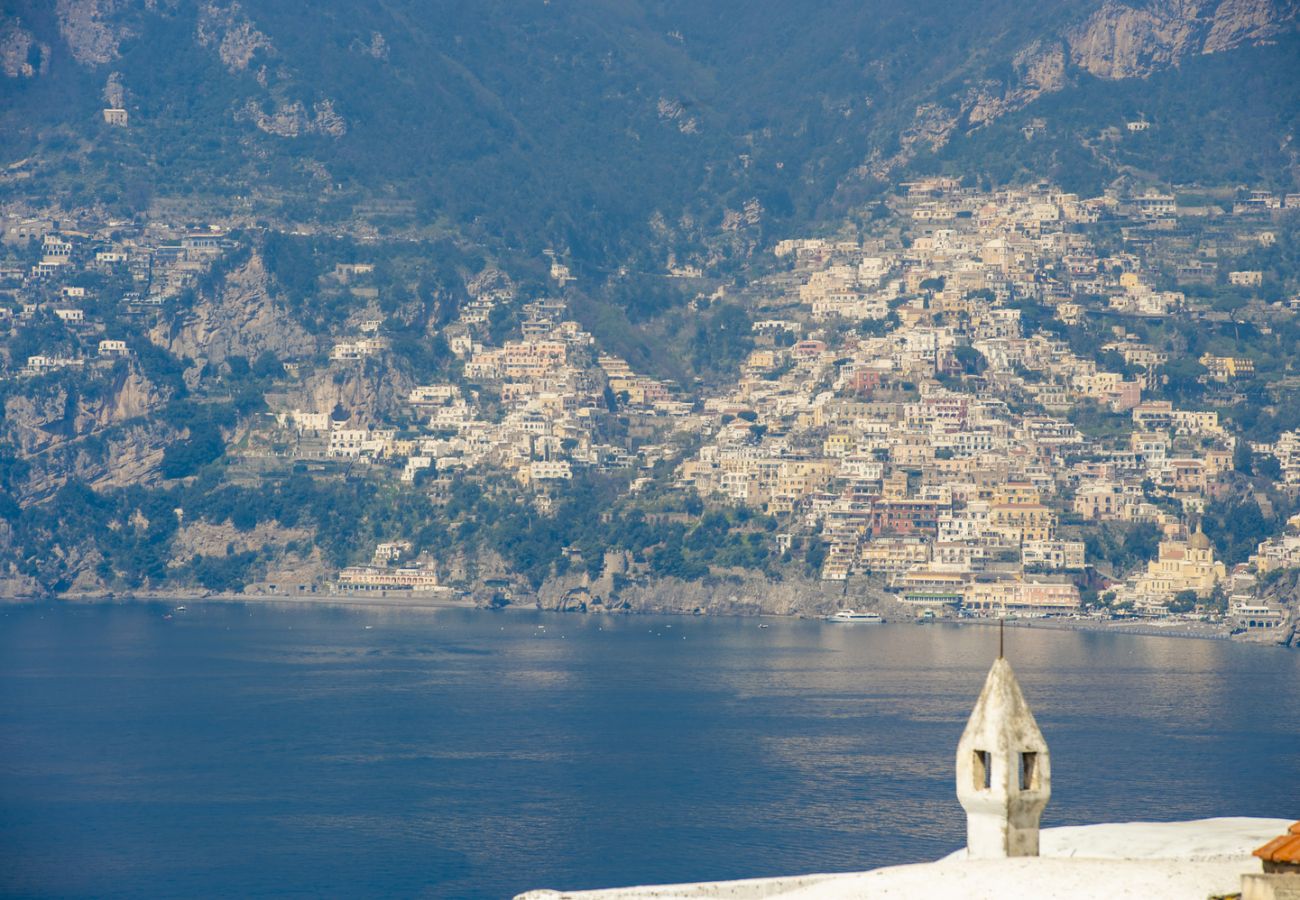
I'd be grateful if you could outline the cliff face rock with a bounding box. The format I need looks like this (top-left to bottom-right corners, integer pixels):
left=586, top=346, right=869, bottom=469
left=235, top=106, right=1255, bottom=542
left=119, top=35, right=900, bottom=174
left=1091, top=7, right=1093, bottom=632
left=289, top=361, right=415, bottom=425
left=172, top=519, right=310, bottom=560
left=0, top=19, right=50, bottom=78
left=1259, top=569, right=1299, bottom=646
left=83, top=424, right=170, bottom=490
left=615, top=573, right=884, bottom=617
left=15, top=423, right=169, bottom=501
left=243, top=543, right=329, bottom=592
left=55, top=0, right=133, bottom=66
left=0, top=567, right=46, bottom=599
left=155, top=251, right=315, bottom=368
left=2, top=366, right=166, bottom=459
left=862, top=0, right=1297, bottom=181
left=87, top=368, right=160, bottom=428
left=1066, top=0, right=1299, bottom=79
left=1203, top=0, right=1298, bottom=49
left=1066, top=0, right=1203, bottom=78
left=239, top=97, right=348, bottom=138
left=196, top=0, right=273, bottom=73
left=310, top=99, right=347, bottom=137
left=2, top=367, right=173, bottom=500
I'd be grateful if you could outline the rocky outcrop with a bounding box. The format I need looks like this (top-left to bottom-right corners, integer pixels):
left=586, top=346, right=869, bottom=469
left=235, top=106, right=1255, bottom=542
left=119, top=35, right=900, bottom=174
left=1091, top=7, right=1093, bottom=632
left=616, top=573, right=892, bottom=617
left=196, top=0, right=273, bottom=73
left=244, top=99, right=308, bottom=137
left=172, top=519, right=311, bottom=560
left=860, top=0, right=1297, bottom=181
left=192, top=1, right=348, bottom=139
left=55, top=0, right=132, bottom=66
left=657, top=97, right=700, bottom=135
left=0, top=566, right=47, bottom=600
left=2, top=366, right=173, bottom=500
left=310, top=99, right=347, bottom=137
left=1067, top=0, right=1203, bottom=78
left=966, top=40, right=1069, bottom=127
left=466, top=266, right=515, bottom=302
left=241, top=97, right=349, bottom=138
left=288, top=362, right=416, bottom=426
left=154, top=251, right=316, bottom=369
left=2, top=366, right=166, bottom=459
left=12, top=423, right=168, bottom=502
left=1066, top=0, right=1299, bottom=79
left=0, top=18, right=50, bottom=78
left=102, top=70, right=125, bottom=106
left=361, top=31, right=388, bottom=60
left=1258, top=569, right=1300, bottom=647
left=1202, top=0, right=1296, bottom=49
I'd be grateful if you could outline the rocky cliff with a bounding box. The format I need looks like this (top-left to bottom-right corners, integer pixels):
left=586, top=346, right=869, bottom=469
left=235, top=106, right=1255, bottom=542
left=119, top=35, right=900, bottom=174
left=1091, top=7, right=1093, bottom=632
left=877, top=0, right=1299, bottom=175
left=0, top=17, right=49, bottom=78
left=153, top=251, right=316, bottom=378
left=3, top=365, right=174, bottom=501
left=1066, top=0, right=1298, bottom=79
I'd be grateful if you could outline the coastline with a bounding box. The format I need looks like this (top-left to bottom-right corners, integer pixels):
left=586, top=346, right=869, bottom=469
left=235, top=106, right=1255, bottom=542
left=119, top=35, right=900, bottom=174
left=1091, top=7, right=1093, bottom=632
left=10, top=589, right=1290, bottom=648
left=947, top=614, right=1233, bottom=642
left=43, top=589, right=478, bottom=613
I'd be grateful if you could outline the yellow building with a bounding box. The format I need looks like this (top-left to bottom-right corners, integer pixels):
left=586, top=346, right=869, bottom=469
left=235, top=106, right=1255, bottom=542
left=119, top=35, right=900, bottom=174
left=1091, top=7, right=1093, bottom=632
left=1198, top=354, right=1255, bottom=382
left=992, top=482, right=1041, bottom=505
left=1133, top=529, right=1225, bottom=600
left=822, top=433, right=856, bottom=457
left=989, top=503, right=1056, bottom=543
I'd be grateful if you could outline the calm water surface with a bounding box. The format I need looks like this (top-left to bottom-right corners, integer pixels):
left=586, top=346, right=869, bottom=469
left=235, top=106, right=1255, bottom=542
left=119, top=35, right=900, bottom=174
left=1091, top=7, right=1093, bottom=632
left=0, top=603, right=1297, bottom=898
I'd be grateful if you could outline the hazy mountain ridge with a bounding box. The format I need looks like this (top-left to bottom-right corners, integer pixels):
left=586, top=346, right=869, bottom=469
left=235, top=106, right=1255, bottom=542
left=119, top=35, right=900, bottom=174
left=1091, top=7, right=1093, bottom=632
left=886, top=0, right=1299, bottom=154
left=2, top=0, right=1297, bottom=279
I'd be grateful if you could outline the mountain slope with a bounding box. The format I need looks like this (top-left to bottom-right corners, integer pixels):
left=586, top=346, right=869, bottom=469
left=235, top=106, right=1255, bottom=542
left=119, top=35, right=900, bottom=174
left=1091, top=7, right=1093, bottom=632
left=1, top=0, right=1297, bottom=285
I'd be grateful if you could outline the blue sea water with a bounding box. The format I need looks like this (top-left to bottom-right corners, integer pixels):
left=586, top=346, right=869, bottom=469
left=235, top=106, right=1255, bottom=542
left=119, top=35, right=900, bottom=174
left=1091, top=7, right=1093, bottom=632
left=0, top=602, right=1297, bottom=899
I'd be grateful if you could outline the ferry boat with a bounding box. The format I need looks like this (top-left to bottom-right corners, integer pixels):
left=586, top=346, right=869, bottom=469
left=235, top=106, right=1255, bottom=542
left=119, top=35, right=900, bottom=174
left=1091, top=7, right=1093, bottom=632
left=825, top=609, right=884, bottom=624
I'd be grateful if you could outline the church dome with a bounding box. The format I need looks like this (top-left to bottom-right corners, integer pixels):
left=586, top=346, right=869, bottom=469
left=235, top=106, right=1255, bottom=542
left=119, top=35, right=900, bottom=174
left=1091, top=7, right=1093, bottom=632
left=1189, top=528, right=1211, bottom=551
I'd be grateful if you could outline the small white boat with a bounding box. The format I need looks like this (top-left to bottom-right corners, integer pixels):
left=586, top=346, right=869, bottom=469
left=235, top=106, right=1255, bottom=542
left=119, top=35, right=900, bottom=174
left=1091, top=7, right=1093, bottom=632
left=825, top=609, right=884, bottom=624
left=174, top=605, right=187, bottom=612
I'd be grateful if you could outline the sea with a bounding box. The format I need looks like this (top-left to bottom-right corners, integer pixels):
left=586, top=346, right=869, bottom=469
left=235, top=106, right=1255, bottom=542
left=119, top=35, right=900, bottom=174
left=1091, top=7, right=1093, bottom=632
left=1, top=602, right=1297, bottom=899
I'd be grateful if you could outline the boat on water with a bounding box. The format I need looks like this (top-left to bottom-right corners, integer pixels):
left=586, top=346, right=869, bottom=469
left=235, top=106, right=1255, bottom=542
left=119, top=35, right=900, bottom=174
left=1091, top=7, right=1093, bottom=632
left=825, top=609, right=884, bottom=624
left=174, top=605, right=187, bottom=612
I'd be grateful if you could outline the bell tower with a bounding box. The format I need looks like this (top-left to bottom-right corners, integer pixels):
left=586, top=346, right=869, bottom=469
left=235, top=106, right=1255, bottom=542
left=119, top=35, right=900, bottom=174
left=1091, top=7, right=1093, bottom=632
left=955, top=632, right=1051, bottom=858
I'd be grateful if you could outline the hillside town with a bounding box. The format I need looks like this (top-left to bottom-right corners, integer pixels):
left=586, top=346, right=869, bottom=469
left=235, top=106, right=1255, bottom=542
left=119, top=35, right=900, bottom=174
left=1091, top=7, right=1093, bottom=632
left=2, top=179, right=1299, bottom=638
left=679, top=180, right=1299, bottom=631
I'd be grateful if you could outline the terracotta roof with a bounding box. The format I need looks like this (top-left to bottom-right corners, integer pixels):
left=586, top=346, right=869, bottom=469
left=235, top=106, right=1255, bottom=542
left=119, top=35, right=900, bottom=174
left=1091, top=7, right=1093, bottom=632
left=1253, top=822, right=1300, bottom=864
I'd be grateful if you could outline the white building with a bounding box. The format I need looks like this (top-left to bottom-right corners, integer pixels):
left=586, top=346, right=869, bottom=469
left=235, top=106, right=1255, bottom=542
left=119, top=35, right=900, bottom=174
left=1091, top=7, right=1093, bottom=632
left=955, top=653, right=1051, bottom=858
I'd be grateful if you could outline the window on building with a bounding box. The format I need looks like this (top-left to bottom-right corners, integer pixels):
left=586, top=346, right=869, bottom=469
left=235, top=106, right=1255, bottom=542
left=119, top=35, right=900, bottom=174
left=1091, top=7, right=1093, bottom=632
left=1020, top=751, right=1039, bottom=791
left=974, top=750, right=991, bottom=790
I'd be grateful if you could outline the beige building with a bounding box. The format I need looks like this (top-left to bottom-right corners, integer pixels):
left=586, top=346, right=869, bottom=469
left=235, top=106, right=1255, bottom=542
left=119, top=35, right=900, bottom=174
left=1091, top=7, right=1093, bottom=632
left=989, top=503, right=1056, bottom=543
left=1132, top=529, right=1225, bottom=601
left=963, top=579, right=1081, bottom=616
left=338, top=566, right=441, bottom=591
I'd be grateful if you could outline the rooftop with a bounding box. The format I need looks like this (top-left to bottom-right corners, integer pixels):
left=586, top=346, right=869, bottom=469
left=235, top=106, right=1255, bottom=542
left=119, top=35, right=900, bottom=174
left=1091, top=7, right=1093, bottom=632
left=516, top=818, right=1294, bottom=900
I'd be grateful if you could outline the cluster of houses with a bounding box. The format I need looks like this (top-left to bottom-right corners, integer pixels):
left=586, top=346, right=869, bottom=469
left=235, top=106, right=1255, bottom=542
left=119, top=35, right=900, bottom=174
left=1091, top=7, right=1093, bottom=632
left=677, top=180, right=1296, bottom=623
left=1, top=211, right=235, bottom=375
left=281, top=295, right=689, bottom=504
